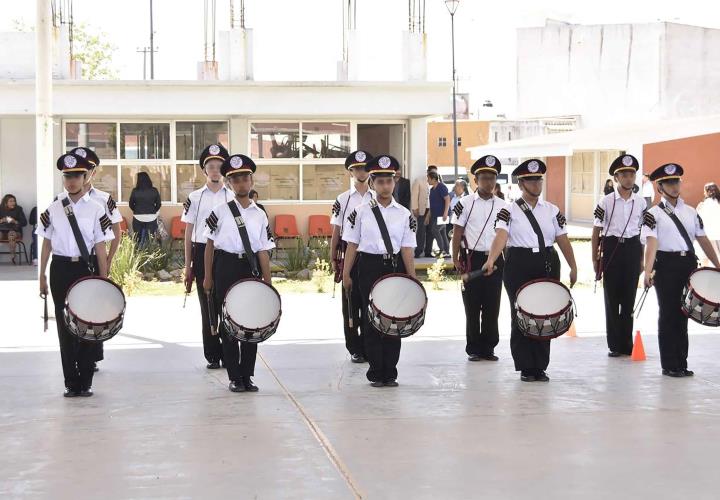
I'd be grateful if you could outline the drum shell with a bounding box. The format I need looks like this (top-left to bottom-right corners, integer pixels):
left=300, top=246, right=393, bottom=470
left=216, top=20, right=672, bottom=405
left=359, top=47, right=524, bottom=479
left=222, top=278, right=282, bottom=343
left=63, top=276, right=126, bottom=342
left=368, top=273, right=427, bottom=338
left=515, top=278, right=574, bottom=340
left=681, top=267, right=720, bottom=327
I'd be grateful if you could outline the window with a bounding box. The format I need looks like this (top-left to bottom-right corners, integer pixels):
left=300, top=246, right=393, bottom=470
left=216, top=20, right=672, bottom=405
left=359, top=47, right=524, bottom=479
left=301, top=122, right=350, bottom=159
left=176, top=164, right=205, bottom=204
left=176, top=121, right=229, bottom=161
left=457, top=137, right=462, bottom=146
left=253, top=165, right=300, bottom=200
left=302, top=165, right=348, bottom=201
left=570, top=152, right=595, bottom=194
left=120, top=165, right=172, bottom=202
left=65, top=123, right=117, bottom=159
left=438, top=137, right=447, bottom=147
left=120, top=123, right=170, bottom=159
left=90, top=165, right=118, bottom=201
left=251, top=122, right=300, bottom=159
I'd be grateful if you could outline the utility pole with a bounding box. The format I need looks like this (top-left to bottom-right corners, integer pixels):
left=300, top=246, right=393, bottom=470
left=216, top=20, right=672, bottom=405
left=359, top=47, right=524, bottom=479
left=149, top=0, right=155, bottom=79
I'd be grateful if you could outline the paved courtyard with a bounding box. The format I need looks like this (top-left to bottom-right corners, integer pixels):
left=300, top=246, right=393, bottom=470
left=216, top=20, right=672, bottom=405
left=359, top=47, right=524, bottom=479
left=1, top=266, right=719, bottom=499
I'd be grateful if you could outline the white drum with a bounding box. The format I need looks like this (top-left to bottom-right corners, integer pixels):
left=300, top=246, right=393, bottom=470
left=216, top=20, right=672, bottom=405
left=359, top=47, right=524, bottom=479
left=515, top=279, right=574, bottom=340
left=682, top=267, right=720, bottom=326
left=64, top=277, right=126, bottom=342
left=222, top=279, right=282, bottom=343
left=368, top=274, right=427, bottom=338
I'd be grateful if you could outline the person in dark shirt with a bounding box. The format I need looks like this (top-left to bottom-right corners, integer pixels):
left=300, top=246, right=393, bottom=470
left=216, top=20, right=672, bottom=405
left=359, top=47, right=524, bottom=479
left=129, top=172, right=162, bottom=246
left=249, top=189, right=267, bottom=214
left=0, top=194, right=28, bottom=263
left=428, top=172, right=450, bottom=258
left=393, top=170, right=411, bottom=210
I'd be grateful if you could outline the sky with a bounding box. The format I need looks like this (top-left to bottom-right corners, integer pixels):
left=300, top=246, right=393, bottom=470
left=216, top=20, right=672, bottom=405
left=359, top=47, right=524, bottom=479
left=2, top=0, right=720, bottom=116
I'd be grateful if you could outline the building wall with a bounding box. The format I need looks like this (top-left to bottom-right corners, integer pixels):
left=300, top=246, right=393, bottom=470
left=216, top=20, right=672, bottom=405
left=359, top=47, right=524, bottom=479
left=643, top=133, right=720, bottom=208
left=0, top=117, right=36, bottom=249
left=545, top=156, right=566, bottom=214
left=427, top=121, right=489, bottom=168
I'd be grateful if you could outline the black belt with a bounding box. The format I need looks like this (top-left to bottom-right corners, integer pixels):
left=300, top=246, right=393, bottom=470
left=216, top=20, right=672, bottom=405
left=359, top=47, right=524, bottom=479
left=507, top=246, right=554, bottom=255
left=468, top=249, right=490, bottom=256
left=657, top=250, right=695, bottom=258
left=604, top=235, right=640, bottom=244
left=215, top=249, right=251, bottom=261
left=358, top=251, right=399, bottom=262
left=53, top=255, right=98, bottom=263
left=192, top=242, right=207, bottom=248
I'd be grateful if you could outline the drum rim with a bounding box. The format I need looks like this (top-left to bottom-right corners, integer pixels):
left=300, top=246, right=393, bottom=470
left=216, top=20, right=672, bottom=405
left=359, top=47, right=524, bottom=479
left=223, top=278, right=282, bottom=333
left=515, top=278, right=573, bottom=319
left=686, top=267, right=720, bottom=308
left=65, top=276, right=126, bottom=327
left=369, top=272, right=428, bottom=322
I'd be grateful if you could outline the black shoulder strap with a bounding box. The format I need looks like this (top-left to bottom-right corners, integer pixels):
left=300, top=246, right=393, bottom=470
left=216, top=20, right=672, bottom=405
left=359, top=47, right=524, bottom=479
left=61, top=197, right=94, bottom=272
left=516, top=198, right=549, bottom=267
left=658, top=201, right=696, bottom=257
left=369, top=200, right=394, bottom=256
left=227, top=201, right=260, bottom=277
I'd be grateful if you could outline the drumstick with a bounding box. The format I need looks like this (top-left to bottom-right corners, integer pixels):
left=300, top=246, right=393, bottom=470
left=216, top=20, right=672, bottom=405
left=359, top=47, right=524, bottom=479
left=461, top=266, right=497, bottom=284
left=207, top=292, right=218, bottom=336
left=347, top=292, right=354, bottom=328
left=41, top=293, right=48, bottom=332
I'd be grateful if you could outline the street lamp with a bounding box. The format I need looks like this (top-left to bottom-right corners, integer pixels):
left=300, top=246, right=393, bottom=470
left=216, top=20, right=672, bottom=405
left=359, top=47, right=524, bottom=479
left=444, top=0, right=460, bottom=180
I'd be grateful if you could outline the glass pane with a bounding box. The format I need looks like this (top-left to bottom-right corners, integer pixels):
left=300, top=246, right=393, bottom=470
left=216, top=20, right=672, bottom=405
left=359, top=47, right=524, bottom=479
left=176, top=121, right=229, bottom=161
left=357, top=124, right=405, bottom=169
left=253, top=165, right=299, bottom=200
left=251, top=122, right=300, bottom=159
left=120, top=123, right=170, bottom=159
left=91, top=165, right=118, bottom=200
left=301, top=122, right=350, bottom=159
left=303, top=165, right=348, bottom=200
left=176, top=164, right=206, bottom=204
left=120, top=165, right=172, bottom=202
left=65, top=122, right=117, bottom=159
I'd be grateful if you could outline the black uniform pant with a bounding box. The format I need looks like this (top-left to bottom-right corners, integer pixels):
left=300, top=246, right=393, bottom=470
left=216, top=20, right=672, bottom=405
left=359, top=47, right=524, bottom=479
left=654, top=251, right=697, bottom=370
left=463, top=251, right=504, bottom=357
left=504, top=247, right=561, bottom=374
left=341, top=261, right=365, bottom=357
left=414, top=210, right=430, bottom=258
left=193, top=243, right=223, bottom=363
left=602, top=236, right=642, bottom=354
left=213, top=251, right=258, bottom=382
left=50, top=257, right=96, bottom=391
left=357, top=252, right=407, bottom=382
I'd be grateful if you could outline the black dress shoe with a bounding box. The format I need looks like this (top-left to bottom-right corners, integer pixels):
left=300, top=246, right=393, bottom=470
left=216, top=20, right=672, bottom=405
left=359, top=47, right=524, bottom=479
left=682, top=369, right=694, bottom=377
left=468, top=354, right=483, bottom=362
left=608, top=351, right=622, bottom=358
left=350, top=354, right=366, bottom=363
left=229, top=381, right=245, bottom=392
left=535, top=371, right=550, bottom=382
left=483, top=354, right=499, bottom=361
left=662, top=369, right=685, bottom=378
left=63, top=388, right=78, bottom=398
left=206, top=361, right=222, bottom=369
left=93, top=362, right=99, bottom=372
left=520, top=372, right=535, bottom=382
left=79, top=388, right=93, bottom=397
left=370, top=381, right=385, bottom=388
left=384, top=380, right=399, bottom=387
left=242, top=377, right=259, bottom=392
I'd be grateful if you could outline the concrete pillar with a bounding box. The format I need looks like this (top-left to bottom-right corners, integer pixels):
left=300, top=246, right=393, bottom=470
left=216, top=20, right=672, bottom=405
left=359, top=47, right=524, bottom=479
left=36, top=0, right=54, bottom=219
left=216, top=28, right=254, bottom=81
left=401, top=31, right=427, bottom=81
left=408, top=117, right=428, bottom=183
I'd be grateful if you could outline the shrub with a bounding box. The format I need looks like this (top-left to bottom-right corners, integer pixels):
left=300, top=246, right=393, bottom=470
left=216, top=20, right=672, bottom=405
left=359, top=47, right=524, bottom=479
left=110, top=235, right=160, bottom=295
left=282, top=238, right=311, bottom=272
left=427, top=257, right=446, bottom=291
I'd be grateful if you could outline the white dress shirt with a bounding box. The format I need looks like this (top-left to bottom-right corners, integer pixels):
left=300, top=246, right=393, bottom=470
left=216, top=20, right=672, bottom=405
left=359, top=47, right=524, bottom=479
left=593, top=189, right=646, bottom=238
left=181, top=184, right=232, bottom=243
left=641, top=197, right=706, bottom=252
left=330, top=185, right=375, bottom=234
left=452, top=192, right=503, bottom=252
left=342, top=199, right=417, bottom=254
left=203, top=199, right=275, bottom=254
left=494, top=198, right=568, bottom=249
left=57, top=187, right=123, bottom=224
left=36, top=192, right=115, bottom=257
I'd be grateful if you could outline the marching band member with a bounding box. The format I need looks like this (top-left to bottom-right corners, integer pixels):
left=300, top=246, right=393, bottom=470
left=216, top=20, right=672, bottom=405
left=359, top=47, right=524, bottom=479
left=182, top=143, right=231, bottom=369
left=482, top=159, right=577, bottom=382
left=451, top=155, right=505, bottom=362
left=641, top=163, right=719, bottom=377
left=202, top=154, right=275, bottom=393
left=342, top=155, right=417, bottom=387
left=591, top=154, right=646, bottom=357
left=37, top=153, right=114, bottom=397
left=330, top=150, right=375, bottom=363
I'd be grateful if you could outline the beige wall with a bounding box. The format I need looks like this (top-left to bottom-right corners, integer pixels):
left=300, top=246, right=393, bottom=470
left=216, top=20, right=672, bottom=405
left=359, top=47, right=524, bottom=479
left=427, top=121, right=490, bottom=168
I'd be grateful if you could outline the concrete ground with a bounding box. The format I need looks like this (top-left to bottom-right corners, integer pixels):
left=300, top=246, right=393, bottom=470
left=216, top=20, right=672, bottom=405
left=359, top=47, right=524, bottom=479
left=1, top=263, right=719, bottom=499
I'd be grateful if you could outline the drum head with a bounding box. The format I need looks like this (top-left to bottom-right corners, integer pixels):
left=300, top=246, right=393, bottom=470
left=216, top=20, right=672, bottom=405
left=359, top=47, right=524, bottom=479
left=517, top=280, right=571, bottom=316
left=225, top=279, right=281, bottom=329
left=689, top=268, right=720, bottom=305
left=370, top=275, right=426, bottom=318
left=67, top=277, right=125, bottom=324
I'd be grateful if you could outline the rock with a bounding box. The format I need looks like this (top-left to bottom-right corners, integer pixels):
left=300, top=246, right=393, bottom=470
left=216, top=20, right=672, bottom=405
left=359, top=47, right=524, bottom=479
left=295, top=269, right=312, bottom=280
left=143, top=272, right=155, bottom=280
left=156, top=269, right=172, bottom=281
left=169, top=269, right=183, bottom=278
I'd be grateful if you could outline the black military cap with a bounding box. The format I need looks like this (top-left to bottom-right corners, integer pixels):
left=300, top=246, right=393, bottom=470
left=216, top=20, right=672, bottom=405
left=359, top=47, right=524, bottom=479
left=649, top=163, right=684, bottom=182
left=366, top=154, right=399, bottom=177
left=609, top=154, right=639, bottom=175
left=222, top=154, right=256, bottom=177
left=70, top=147, right=100, bottom=169
left=345, top=150, right=373, bottom=170
left=199, top=143, right=230, bottom=169
left=471, top=155, right=501, bottom=176
left=512, top=159, right=546, bottom=180
left=56, top=153, right=91, bottom=174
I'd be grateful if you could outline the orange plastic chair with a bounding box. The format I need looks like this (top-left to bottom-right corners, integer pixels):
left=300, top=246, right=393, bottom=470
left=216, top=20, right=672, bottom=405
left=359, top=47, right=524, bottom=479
left=119, top=218, right=129, bottom=234
left=308, top=214, right=332, bottom=238
left=274, top=214, right=301, bottom=240
left=171, top=216, right=186, bottom=240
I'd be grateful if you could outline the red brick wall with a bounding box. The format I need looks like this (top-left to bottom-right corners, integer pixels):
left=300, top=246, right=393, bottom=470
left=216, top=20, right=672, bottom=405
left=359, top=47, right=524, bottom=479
left=643, top=133, right=720, bottom=207
left=545, top=156, right=566, bottom=213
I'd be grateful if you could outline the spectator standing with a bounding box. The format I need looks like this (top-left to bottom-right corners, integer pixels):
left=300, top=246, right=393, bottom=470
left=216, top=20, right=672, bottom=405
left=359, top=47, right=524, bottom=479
left=428, top=171, right=450, bottom=258
left=0, top=194, right=28, bottom=264
left=641, top=174, right=654, bottom=207
left=697, top=182, right=720, bottom=260
left=128, top=172, right=161, bottom=246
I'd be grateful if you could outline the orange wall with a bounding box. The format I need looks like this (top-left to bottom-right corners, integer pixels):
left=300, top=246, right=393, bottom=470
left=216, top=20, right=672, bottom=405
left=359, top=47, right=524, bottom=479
left=545, top=156, right=566, bottom=214
left=643, top=133, right=720, bottom=208
left=427, top=121, right=490, bottom=167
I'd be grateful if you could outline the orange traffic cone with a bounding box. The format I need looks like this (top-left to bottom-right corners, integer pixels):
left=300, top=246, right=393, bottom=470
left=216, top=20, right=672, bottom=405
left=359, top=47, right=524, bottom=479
left=631, top=330, right=646, bottom=361
left=566, top=321, right=577, bottom=338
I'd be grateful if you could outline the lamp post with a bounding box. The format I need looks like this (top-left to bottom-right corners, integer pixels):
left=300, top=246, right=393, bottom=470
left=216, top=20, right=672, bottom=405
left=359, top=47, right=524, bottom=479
left=444, top=0, right=460, bottom=180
